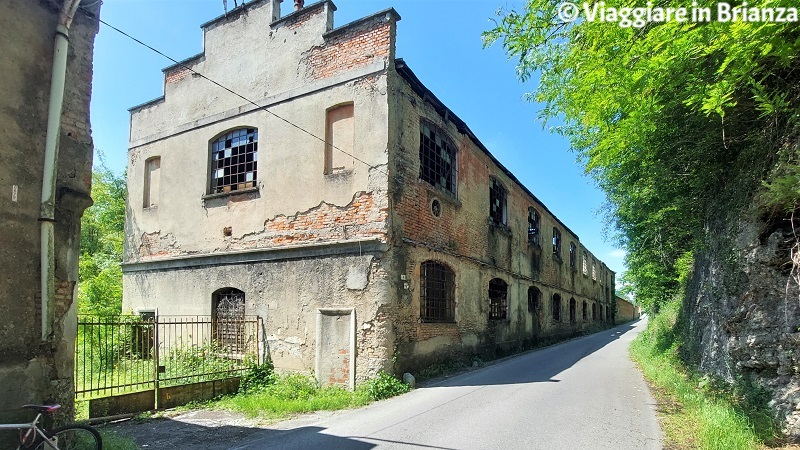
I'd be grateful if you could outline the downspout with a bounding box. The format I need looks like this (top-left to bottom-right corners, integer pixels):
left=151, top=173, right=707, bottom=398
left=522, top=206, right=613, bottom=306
left=40, top=0, right=82, bottom=340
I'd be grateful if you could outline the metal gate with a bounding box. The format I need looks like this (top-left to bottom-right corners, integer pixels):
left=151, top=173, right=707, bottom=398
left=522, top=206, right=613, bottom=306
left=75, top=314, right=260, bottom=416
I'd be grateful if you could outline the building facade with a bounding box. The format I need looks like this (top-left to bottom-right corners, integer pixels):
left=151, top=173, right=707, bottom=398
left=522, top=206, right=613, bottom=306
left=0, top=0, right=99, bottom=432
left=123, top=0, right=615, bottom=386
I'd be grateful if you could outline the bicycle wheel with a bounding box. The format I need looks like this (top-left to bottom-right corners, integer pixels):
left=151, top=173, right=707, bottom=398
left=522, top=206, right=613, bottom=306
left=35, top=424, right=102, bottom=450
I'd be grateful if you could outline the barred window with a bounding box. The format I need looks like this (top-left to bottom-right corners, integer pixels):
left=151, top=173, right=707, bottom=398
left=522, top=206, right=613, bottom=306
left=552, top=228, right=562, bottom=258
left=210, top=128, right=258, bottom=194
left=528, top=208, right=540, bottom=246
left=552, top=293, right=562, bottom=322
left=489, top=178, right=507, bottom=226
left=420, top=261, right=456, bottom=322
left=419, top=121, right=456, bottom=195
left=212, top=287, right=245, bottom=353
left=569, top=242, right=576, bottom=269
left=488, top=278, right=508, bottom=320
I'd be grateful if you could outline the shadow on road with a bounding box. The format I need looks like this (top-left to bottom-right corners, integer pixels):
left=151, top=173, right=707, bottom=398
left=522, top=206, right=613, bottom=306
left=109, top=416, right=376, bottom=450
left=427, top=320, right=642, bottom=388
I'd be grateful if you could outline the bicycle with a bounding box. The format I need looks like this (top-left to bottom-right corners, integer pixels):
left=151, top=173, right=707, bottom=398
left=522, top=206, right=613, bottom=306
left=0, top=405, right=102, bottom=450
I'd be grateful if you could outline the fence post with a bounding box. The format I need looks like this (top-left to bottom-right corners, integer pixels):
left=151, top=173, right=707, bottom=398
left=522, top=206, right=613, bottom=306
left=153, top=314, right=160, bottom=409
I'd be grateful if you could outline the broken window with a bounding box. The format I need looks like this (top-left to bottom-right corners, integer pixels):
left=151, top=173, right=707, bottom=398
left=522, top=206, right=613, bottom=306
left=552, top=228, right=562, bottom=258
left=419, top=120, right=456, bottom=195
left=420, top=261, right=456, bottom=322
left=582, top=251, right=588, bottom=275
left=552, top=294, right=561, bottom=322
left=569, top=298, right=577, bottom=323
left=488, top=278, right=508, bottom=320
left=582, top=301, right=588, bottom=321
left=143, top=156, right=161, bottom=208
left=528, top=286, right=541, bottom=313
left=528, top=207, right=540, bottom=246
left=212, top=287, right=245, bottom=353
left=325, top=103, right=354, bottom=174
left=210, top=128, right=258, bottom=194
left=569, top=242, right=576, bottom=269
left=489, top=178, right=507, bottom=226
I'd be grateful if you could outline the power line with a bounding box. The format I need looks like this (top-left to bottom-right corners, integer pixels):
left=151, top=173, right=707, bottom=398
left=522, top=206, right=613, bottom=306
left=92, top=13, right=388, bottom=176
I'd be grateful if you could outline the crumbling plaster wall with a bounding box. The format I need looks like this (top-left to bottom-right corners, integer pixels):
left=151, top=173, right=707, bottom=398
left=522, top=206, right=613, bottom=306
left=124, top=1, right=401, bottom=383
left=0, top=0, right=98, bottom=431
left=385, top=68, right=616, bottom=368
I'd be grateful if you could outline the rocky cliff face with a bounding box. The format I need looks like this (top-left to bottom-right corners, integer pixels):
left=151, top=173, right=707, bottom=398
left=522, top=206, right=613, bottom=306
left=684, top=209, right=800, bottom=438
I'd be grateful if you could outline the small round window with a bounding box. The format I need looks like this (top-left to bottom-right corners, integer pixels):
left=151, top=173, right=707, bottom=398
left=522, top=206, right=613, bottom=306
left=431, top=199, right=442, bottom=217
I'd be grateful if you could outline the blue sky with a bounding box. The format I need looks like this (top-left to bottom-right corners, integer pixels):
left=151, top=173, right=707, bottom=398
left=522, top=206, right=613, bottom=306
left=89, top=0, right=627, bottom=275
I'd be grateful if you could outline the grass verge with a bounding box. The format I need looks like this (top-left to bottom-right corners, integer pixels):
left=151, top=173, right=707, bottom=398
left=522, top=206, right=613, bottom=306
left=630, top=300, right=781, bottom=450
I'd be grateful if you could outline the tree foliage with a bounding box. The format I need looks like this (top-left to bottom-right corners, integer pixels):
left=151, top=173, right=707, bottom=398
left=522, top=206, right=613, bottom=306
left=484, top=1, right=800, bottom=312
left=79, top=165, right=126, bottom=316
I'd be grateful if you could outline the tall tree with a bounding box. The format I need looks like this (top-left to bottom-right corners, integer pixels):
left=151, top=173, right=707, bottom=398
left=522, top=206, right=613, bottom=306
left=484, top=1, right=800, bottom=311
left=78, top=164, right=126, bottom=315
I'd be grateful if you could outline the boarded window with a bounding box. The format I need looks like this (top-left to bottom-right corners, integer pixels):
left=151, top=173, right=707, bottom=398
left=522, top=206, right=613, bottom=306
left=325, top=103, right=354, bottom=174
left=552, top=228, right=562, bottom=258
left=143, top=156, right=161, bottom=208
left=488, top=278, right=508, bottom=320
left=210, top=128, right=258, bottom=194
left=489, top=178, right=507, bottom=226
left=552, top=294, right=562, bottom=322
left=419, top=121, right=456, bottom=194
left=420, top=261, right=456, bottom=322
left=528, top=208, right=540, bottom=246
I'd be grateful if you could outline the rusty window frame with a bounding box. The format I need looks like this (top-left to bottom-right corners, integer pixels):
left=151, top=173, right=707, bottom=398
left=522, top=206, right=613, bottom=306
left=528, top=207, right=540, bottom=246
left=420, top=261, right=456, bottom=323
left=419, top=121, right=457, bottom=195
left=552, top=228, right=562, bottom=258
left=569, top=242, right=576, bottom=268
left=210, top=128, right=258, bottom=194
left=488, top=278, right=508, bottom=320
left=489, top=178, right=507, bottom=226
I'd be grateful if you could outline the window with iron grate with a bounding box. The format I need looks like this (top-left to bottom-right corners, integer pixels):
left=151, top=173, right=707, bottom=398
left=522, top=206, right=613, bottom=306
left=488, top=278, right=508, bottom=320
left=419, top=121, right=456, bottom=195
left=489, top=178, right=507, bottom=226
left=212, top=287, right=245, bottom=353
left=420, top=261, right=456, bottom=322
left=210, top=128, right=258, bottom=194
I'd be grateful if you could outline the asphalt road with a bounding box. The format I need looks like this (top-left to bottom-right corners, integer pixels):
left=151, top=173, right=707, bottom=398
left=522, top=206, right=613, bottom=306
left=226, top=318, right=662, bottom=450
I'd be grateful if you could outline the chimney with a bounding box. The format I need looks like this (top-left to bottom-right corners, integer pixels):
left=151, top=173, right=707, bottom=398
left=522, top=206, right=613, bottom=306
left=294, top=0, right=303, bottom=11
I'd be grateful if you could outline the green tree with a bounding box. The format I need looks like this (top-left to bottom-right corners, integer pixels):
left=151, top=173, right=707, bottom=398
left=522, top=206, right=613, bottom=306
left=78, top=164, right=126, bottom=315
left=484, top=1, right=800, bottom=312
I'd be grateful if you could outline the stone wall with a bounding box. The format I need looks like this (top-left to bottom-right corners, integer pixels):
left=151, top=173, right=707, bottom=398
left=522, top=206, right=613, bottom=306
left=684, top=209, right=800, bottom=438
left=0, top=0, right=99, bottom=434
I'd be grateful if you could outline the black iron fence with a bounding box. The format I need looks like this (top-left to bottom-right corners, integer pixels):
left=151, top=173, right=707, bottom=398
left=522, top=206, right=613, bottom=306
left=75, top=315, right=260, bottom=401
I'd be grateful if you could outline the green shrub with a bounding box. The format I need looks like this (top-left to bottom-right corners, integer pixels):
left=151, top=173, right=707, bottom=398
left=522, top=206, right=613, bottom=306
left=361, top=371, right=410, bottom=400
left=240, top=358, right=275, bottom=393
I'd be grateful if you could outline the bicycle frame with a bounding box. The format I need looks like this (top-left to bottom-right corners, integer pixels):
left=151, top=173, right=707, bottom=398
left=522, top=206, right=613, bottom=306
left=0, top=413, right=54, bottom=449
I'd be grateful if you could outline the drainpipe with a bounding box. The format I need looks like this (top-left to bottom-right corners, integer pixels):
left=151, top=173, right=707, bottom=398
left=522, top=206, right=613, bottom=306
left=40, top=0, right=82, bottom=340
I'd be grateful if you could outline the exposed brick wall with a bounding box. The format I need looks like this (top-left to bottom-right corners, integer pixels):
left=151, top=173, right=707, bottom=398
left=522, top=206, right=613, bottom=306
left=165, top=67, right=191, bottom=84
left=307, top=20, right=391, bottom=80
left=287, top=6, right=323, bottom=30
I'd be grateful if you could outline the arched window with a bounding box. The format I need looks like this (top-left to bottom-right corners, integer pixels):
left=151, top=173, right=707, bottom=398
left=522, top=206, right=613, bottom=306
left=488, top=278, right=508, bottom=320
left=552, top=293, right=561, bottom=322
left=528, top=286, right=542, bottom=313
left=582, top=301, right=588, bottom=321
left=592, top=302, right=597, bottom=321
left=569, top=297, right=577, bottom=323
left=420, top=261, right=456, bottom=322
left=419, top=120, right=457, bottom=195
left=606, top=305, right=611, bottom=322
left=582, top=251, right=588, bottom=275
left=212, top=287, right=245, bottom=353
left=569, top=242, right=576, bottom=269
left=210, top=128, right=258, bottom=194
left=527, top=208, right=541, bottom=246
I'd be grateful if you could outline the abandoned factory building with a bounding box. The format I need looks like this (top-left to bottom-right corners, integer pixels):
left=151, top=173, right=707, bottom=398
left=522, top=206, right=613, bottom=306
left=122, top=0, right=616, bottom=387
